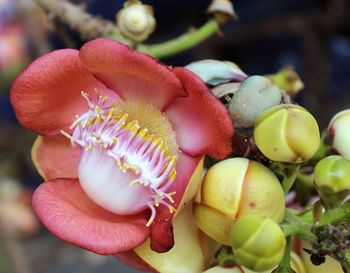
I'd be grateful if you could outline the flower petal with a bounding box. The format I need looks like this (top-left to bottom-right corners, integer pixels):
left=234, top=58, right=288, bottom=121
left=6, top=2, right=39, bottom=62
left=150, top=153, right=203, bottom=252
left=10, top=49, right=119, bottom=136
left=31, top=135, right=79, bottom=181
left=79, top=38, right=187, bottom=110
left=32, top=178, right=150, bottom=255
left=165, top=67, right=234, bottom=160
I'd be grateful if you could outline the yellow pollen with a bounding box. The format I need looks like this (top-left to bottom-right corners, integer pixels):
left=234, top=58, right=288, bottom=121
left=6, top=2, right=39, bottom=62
left=146, top=219, right=152, bottom=227
left=114, top=101, right=178, bottom=157
left=155, top=200, right=160, bottom=207
left=108, top=108, right=116, bottom=119
left=118, top=121, right=125, bottom=130
left=92, top=132, right=99, bottom=138
left=85, top=145, right=92, bottom=151
left=61, top=130, right=70, bottom=138
left=94, top=88, right=99, bottom=94
left=168, top=169, right=176, bottom=182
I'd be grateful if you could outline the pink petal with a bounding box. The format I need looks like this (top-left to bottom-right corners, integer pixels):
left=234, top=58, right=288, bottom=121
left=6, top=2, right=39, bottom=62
left=10, top=49, right=119, bottom=136
left=79, top=38, right=187, bottom=110
left=165, top=67, right=234, bottom=160
left=31, top=135, right=79, bottom=181
left=33, top=179, right=150, bottom=255
left=150, top=153, right=203, bottom=252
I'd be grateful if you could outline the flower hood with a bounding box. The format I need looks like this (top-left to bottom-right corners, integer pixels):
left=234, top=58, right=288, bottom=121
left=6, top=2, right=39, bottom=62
left=10, top=38, right=233, bottom=255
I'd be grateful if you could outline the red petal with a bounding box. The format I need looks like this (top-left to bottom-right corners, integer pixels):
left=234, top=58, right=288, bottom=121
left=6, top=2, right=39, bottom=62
left=31, top=135, right=79, bottom=181
left=150, top=153, right=203, bottom=252
left=10, top=49, right=119, bottom=136
left=33, top=179, right=150, bottom=255
left=165, top=67, right=234, bottom=160
left=79, top=38, right=187, bottom=110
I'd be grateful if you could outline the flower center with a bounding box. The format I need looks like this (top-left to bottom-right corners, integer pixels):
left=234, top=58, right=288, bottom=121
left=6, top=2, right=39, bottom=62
left=61, top=90, right=179, bottom=226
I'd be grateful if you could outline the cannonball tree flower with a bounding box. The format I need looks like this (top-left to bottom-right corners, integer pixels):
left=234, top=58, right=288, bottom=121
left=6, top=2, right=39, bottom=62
left=10, top=38, right=233, bottom=255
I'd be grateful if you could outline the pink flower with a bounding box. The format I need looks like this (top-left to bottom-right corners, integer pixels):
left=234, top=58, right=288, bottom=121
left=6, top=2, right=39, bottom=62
left=10, top=38, right=233, bottom=255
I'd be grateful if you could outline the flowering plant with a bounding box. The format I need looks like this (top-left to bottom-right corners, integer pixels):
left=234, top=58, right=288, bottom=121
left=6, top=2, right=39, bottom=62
left=8, top=0, right=350, bottom=272
left=10, top=38, right=233, bottom=255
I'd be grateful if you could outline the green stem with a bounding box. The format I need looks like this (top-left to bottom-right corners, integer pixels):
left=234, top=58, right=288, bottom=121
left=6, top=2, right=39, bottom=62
left=280, top=236, right=292, bottom=268
left=137, top=20, right=219, bottom=59
left=341, top=253, right=350, bottom=273
left=282, top=165, right=300, bottom=195
left=282, top=209, right=317, bottom=243
left=310, top=130, right=332, bottom=162
left=296, top=172, right=313, bottom=186
left=281, top=224, right=317, bottom=242
left=317, top=207, right=350, bottom=226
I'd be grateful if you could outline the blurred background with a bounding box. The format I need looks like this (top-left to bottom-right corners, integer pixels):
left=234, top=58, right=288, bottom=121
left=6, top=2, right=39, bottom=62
left=0, top=0, right=349, bottom=272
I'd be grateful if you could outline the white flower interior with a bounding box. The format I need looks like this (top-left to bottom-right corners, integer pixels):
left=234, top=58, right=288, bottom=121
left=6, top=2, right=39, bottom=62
left=62, top=90, right=178, bottom=226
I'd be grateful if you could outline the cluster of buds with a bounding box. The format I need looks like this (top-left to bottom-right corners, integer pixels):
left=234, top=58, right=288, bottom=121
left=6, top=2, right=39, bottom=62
left=304, top=223, right=350, bottom=265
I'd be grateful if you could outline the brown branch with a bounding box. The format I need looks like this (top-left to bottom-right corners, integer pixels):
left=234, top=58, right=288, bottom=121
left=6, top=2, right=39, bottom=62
left=34, top=0, right=131, bottom=44
left=14, top=0, right=52, bottom=56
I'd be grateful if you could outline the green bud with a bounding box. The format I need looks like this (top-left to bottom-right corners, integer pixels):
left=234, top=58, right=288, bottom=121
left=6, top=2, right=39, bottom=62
left=328, top=109, right=350, bottom=161
left=314, top=155, right=350, bottom=208
left=229, top=75, right=282, bottom=133
left=185, top=59, right=247, bottom=86
left=230, top=215, right=286, bottom=272
left=254, top=104, right=320, bottom=163
left=266, top=66, right=304, bottom=97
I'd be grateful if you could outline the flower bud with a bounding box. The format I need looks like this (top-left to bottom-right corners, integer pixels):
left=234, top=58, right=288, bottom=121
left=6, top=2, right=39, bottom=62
left=207, top=0, right=238, bottom=24
left=314, top=155, right=350, bottom=208
left=254, top=104, right=320, bottom=163
left=241, top=251, right=306, bottom=273
left=230, top=215, right=286, bottom=272
left=228, top=75, right=282, bottom=133
left=266, top=66, right=304, bottom=97
left=116, top=0, right=156, bottom=42
left=185, top=59, right=247, bottom=86
left=193, top=158, right=285, bottom=245
left=328, top=109, right=350, bottom=160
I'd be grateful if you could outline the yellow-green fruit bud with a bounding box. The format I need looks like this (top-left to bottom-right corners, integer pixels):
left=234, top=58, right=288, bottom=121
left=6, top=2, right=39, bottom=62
left=254, top=104, right=320, bottom=163
left=230, top=215, right=286, bottom=272
left=314, top=155, right=350, bottom=208
left=328, top=109, right=350, bottom=160
left=193, top=158, right=285, bottom=245
left=242, top=251, right=306, bottom=273
left=203, top=265, right=245, bottom=273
